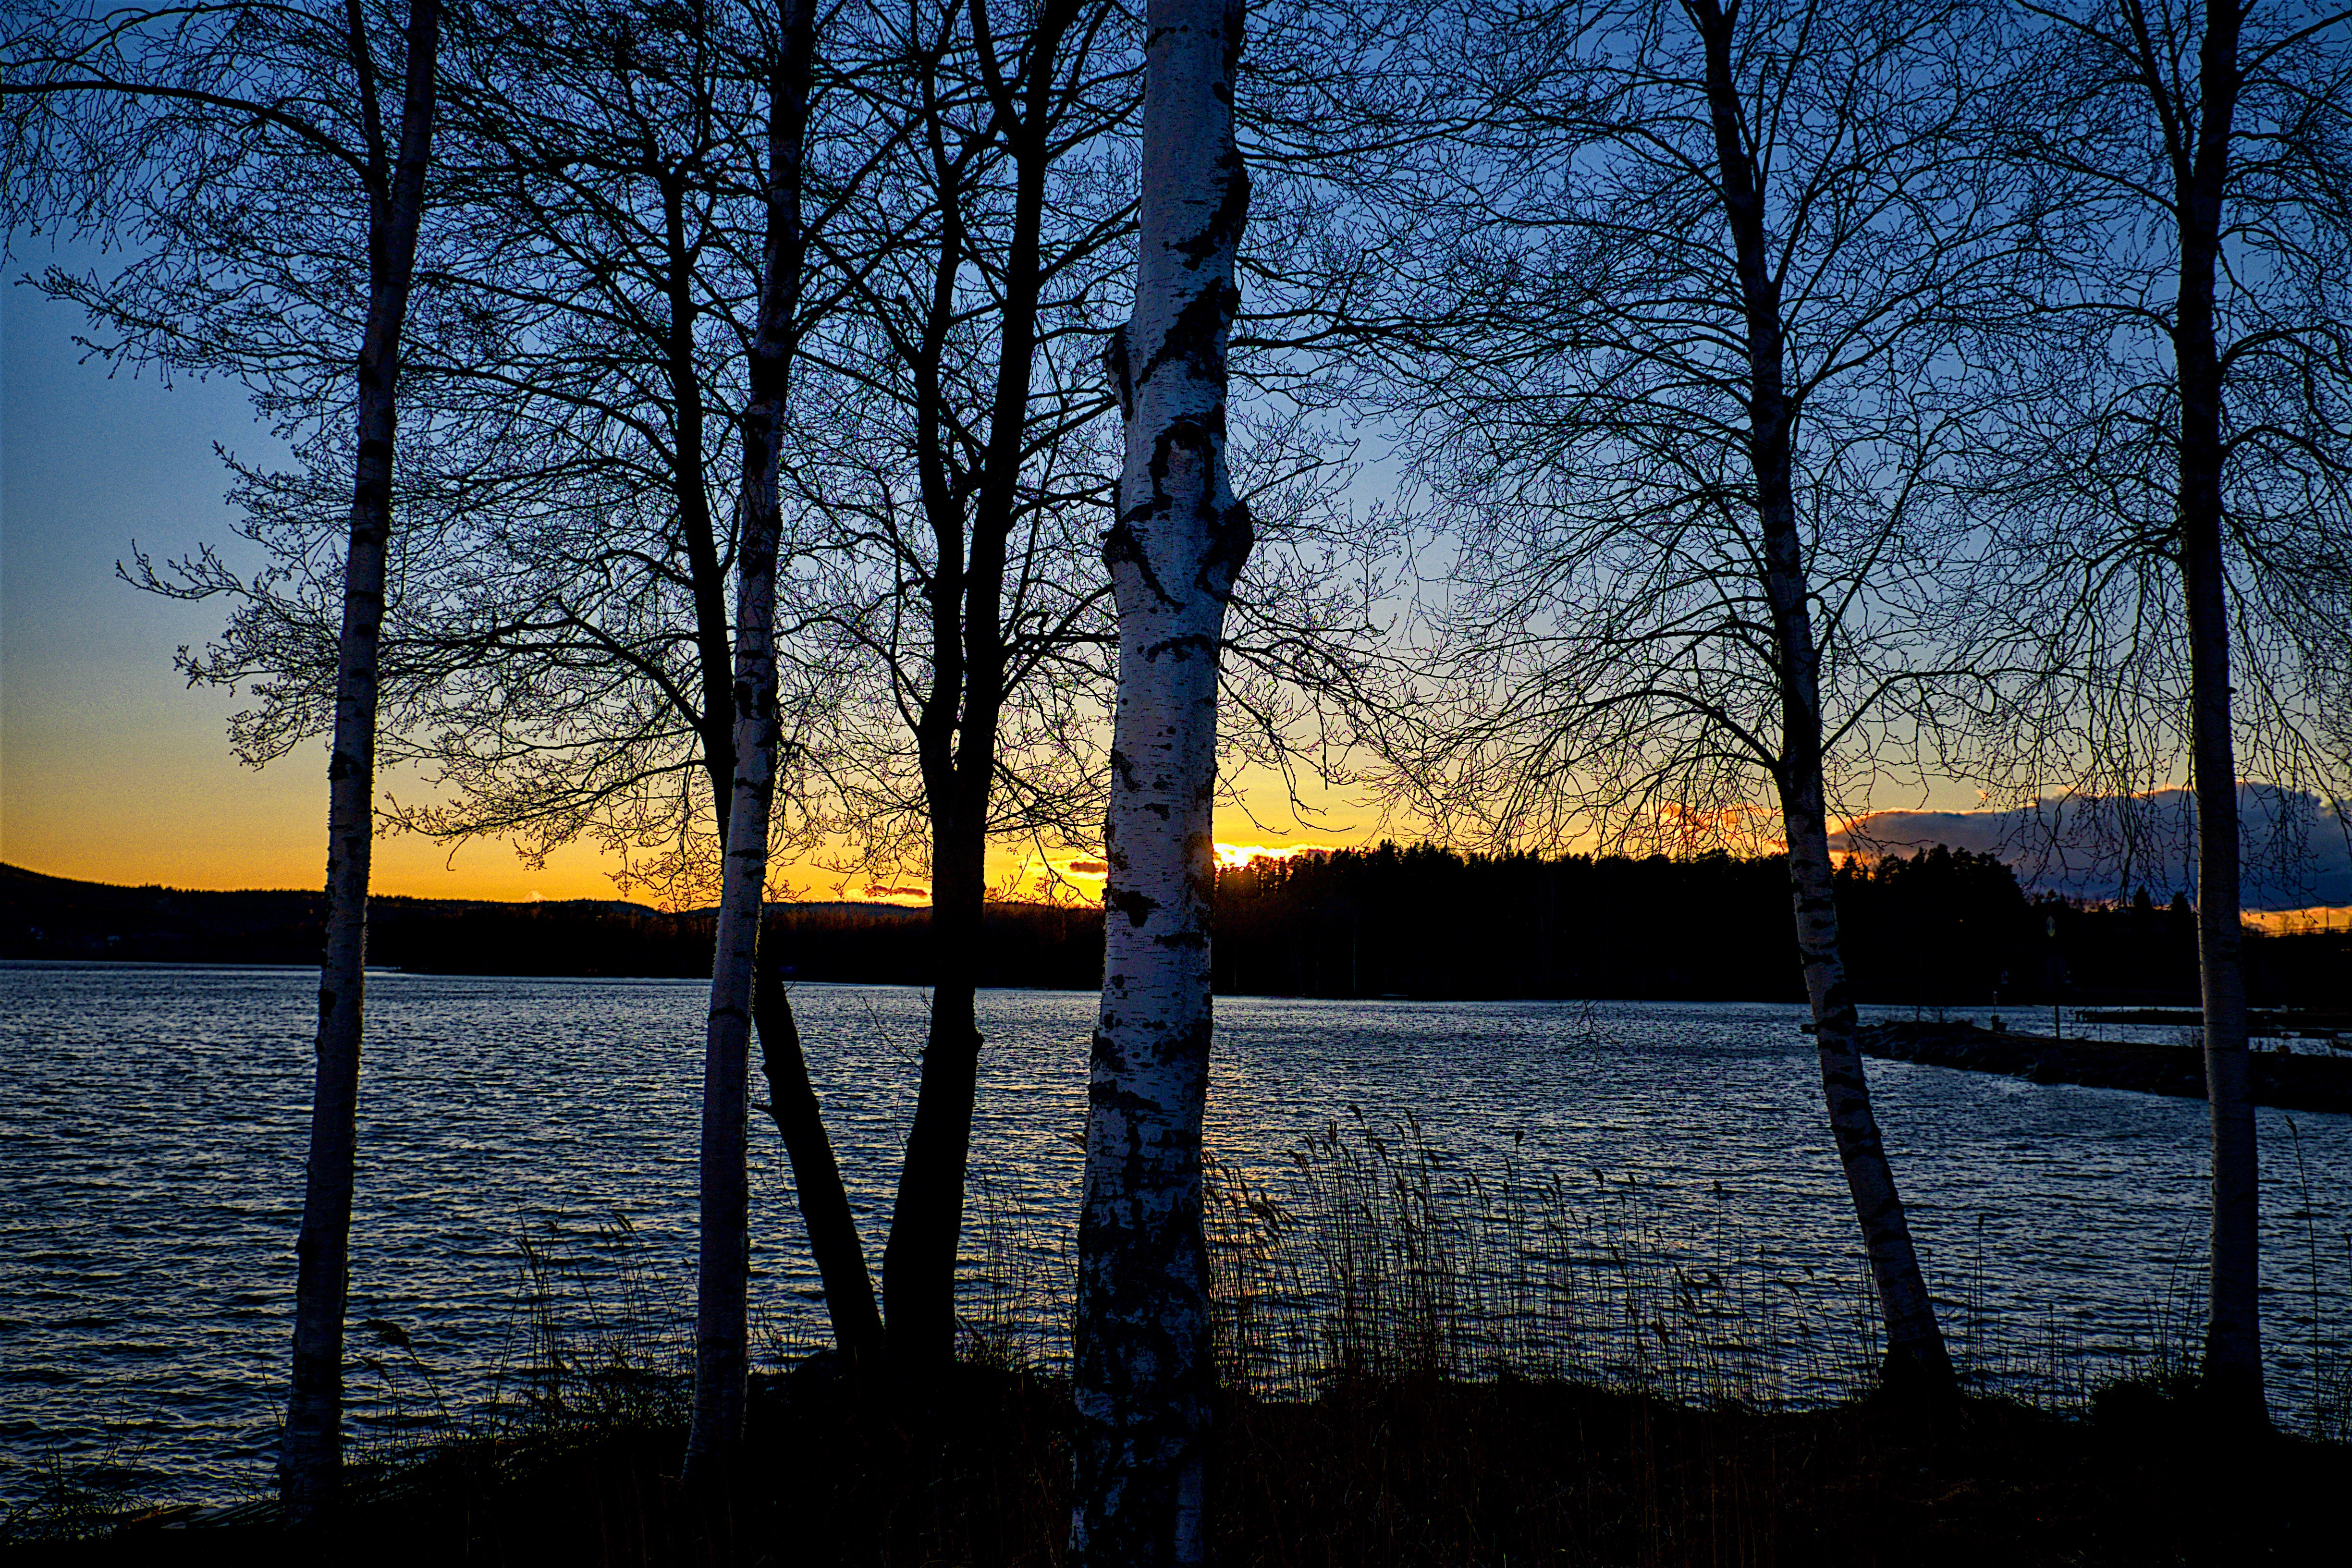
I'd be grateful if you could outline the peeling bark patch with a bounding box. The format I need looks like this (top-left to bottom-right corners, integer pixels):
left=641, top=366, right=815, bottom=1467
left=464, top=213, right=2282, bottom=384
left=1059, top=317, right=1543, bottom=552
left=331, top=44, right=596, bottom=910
left=1103, top=517, right=1183, bottom=611
left=1136, top=283, right=1237, bottom=392
left=1201, top=499, right=1253, bottom=595
left=1172, top=157, right=1250, bottom=268
left=1107, top=887, right=1162, bottom=928
left=1103, top=324, right=1134, bottom=418
left=1090, top=1027, right=1129, bottom=1077
left=1087, top=1078, right=1166, bottom=1119
left=1146, top=632, right=1216, bottom=662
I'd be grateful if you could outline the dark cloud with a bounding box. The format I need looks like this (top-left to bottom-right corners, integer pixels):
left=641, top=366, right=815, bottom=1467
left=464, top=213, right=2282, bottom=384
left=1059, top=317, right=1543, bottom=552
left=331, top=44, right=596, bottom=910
left=1833, top=786, right=2351, bottom=910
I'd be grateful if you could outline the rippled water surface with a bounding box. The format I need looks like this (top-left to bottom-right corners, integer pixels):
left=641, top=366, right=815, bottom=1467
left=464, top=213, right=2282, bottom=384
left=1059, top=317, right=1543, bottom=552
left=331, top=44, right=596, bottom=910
left=3, top=964, right=2347, bottom=1507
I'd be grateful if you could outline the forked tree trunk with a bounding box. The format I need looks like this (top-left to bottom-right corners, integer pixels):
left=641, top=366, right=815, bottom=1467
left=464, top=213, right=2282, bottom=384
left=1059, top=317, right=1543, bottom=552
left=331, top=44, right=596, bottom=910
left=1071, top=1, right=1251, bottom=1561
left=634, top=0, right=872, bottom=1378
left=281, top=0, right=441, bottom=1527
left=2171, top=0, right=2263, bottom=1424
left=883, top=0, right=1080, bottom=1371
left=1686, top=0, right=1952, bottom=1397
left=682, top=0, right=817, bottom=1480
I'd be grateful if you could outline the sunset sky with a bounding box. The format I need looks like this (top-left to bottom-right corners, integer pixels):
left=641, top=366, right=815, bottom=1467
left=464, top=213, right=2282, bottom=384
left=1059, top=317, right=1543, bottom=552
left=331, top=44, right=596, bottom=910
left=11, top=235, right=2341, bottom=918
left=0, top=236, right=1379, bottom=903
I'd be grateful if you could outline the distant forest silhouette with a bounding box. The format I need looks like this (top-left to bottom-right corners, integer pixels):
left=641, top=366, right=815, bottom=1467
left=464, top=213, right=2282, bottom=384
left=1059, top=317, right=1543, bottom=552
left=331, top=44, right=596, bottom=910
left=9, top=848, right=2343, bottom=1006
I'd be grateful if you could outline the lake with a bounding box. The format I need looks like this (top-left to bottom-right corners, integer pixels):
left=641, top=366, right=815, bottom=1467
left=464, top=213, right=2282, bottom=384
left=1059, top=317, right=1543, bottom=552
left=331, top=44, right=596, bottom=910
left=2, top=964, right=2346, bottom=1508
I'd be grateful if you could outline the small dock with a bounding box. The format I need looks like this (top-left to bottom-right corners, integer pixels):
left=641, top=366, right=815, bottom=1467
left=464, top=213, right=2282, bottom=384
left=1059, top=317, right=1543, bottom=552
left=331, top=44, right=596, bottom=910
left=1858, top=1021, right=2352, bottom=1114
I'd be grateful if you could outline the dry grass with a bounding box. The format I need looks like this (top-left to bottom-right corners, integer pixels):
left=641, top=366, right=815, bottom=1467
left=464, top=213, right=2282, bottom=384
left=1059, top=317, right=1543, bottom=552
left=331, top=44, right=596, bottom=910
left=11, top=1117, right=2348, bottom=1564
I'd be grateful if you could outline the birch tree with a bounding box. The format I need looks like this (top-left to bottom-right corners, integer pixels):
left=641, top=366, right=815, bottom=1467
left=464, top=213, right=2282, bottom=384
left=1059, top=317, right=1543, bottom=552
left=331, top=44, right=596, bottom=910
left=682, top=0, right=820, bottom=1476
left=1071, top=0, right=1251, bottom=1558
left=158, top=0, right=800, bottom=904
left=95, top=0, right=894, bottom=1366
left=289, top=0, right=442, bottom=1518
left=1960, top=0, right=2352, bottom=1425
left=1363, top=0, right=2058, bottom=1398
left=2, top=0, right=447, bottom=1519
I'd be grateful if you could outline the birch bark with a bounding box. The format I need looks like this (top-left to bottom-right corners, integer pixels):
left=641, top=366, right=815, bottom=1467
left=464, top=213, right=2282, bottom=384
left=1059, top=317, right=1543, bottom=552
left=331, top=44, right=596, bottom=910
left=682, top=0, right=817, bottom=1479
left=1686, top=0, right=1953, bottom=1397
left=281, top=0, right=441, bottom=1525
left=1071, top=0, right=1251, bottom=1560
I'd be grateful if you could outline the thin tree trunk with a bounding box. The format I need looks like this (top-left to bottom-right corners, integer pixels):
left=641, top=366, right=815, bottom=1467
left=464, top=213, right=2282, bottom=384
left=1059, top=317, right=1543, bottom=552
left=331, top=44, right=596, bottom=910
left=685, top=84, right=870, bottom=1374
left=754, top=944, right=885, bottom=1365
left=882, top=0, right=1079, bottom=1371
left=1686, top=0, right=1952, bottom=1397
left=682, top=0, right=816, bottom=1479
left=1071, top=1, right=1251, bottom=1560
left=661, top=174, right=741, bottom=823
left=2173, top=0, right=2263, bottom=1424
left=883, top=821, right=986, bottom=1364
left=1779, top=774, right=1954, bottom=1393
left=884, top=143, right=977, bottom=1369
left=280, top=0, right=440, bottom=1527
left=638, top=0, right=872, bottom=1378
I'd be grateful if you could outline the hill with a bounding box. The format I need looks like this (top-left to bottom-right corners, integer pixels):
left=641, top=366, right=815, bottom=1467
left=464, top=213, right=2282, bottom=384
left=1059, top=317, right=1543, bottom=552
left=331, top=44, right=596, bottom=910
left=6, top=848, right=2344, bottom=1004
left=0, top=863, right=1090, bottom=985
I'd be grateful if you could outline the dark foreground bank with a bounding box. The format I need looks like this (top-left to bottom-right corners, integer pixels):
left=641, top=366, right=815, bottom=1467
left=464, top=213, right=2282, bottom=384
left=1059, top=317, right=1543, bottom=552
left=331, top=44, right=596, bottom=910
left=12, top=1365, right=2348, bottom=1568
left=1862, top=1020, right=2352, bottom=1113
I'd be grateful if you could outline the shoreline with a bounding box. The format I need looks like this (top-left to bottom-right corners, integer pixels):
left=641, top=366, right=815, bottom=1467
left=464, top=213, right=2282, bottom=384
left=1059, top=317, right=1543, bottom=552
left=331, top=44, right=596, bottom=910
left=1862, top=1021, right=2352, bottom=1114
left=12, top=1364, right=2348, bottom=1566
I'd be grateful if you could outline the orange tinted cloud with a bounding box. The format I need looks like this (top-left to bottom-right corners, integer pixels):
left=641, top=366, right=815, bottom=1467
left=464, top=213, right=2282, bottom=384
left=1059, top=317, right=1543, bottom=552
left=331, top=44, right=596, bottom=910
left=1214, top=842, right=1335, bottom=869
left=1649, top=801, right=1785, bottom=853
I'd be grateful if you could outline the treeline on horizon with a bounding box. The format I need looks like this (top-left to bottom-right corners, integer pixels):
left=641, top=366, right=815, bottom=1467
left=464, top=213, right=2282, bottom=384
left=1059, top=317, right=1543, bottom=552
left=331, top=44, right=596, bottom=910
left=1213, top=843, right=2348, bottom=1006
left=10, top=847, right=2344, bottom=1006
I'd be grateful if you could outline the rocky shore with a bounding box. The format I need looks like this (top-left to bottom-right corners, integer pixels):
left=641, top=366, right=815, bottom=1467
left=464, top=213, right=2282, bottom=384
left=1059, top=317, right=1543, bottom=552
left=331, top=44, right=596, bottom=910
left=1859, top=1021, right=2352, bottom=1114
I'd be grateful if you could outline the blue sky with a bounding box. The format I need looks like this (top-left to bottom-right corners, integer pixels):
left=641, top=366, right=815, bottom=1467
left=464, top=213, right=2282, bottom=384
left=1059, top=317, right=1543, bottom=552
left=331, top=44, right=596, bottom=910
left=9, top=232, right=2345, bottom=915
left=0, top=232, right=631, bottom=895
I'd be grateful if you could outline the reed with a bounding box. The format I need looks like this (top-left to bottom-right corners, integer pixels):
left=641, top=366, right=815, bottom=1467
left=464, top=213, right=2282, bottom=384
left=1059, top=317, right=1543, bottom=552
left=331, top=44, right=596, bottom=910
left=16, top=1117, right=2347, bottom=1562
left=958, top=1112, right=2344, bottom=1433
left=1199, top=1114, right=1888, bottom=1408
left=0, top=1443, right=155, bottom=1546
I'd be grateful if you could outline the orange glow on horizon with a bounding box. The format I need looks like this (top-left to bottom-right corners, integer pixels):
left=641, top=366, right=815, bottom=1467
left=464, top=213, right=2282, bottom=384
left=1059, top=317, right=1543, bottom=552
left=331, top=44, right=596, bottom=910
left=1649, top=801, right=1785, bottom=854
left=2239, top=906, right=2352, bottom=935
left=1214, top=842, right=1336, bottom=870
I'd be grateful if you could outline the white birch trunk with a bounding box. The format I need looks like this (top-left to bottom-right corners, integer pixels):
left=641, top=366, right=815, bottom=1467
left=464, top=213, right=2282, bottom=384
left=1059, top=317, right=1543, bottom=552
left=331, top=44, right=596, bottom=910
left=681, top=0, right=815, bottom=1477
left=1071, top=1, right=1251, bottom=1561
left=281, top=0, right=439, bottom=1526
left=680, top=464, right=776, bottom=1484
left=1684, top=0, right=1952, bottom=1399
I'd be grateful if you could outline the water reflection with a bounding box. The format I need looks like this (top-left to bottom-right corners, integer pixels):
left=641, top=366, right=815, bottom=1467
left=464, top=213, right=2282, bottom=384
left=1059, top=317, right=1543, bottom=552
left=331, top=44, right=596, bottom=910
left=0, top=967, right=2344, bottom=1507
